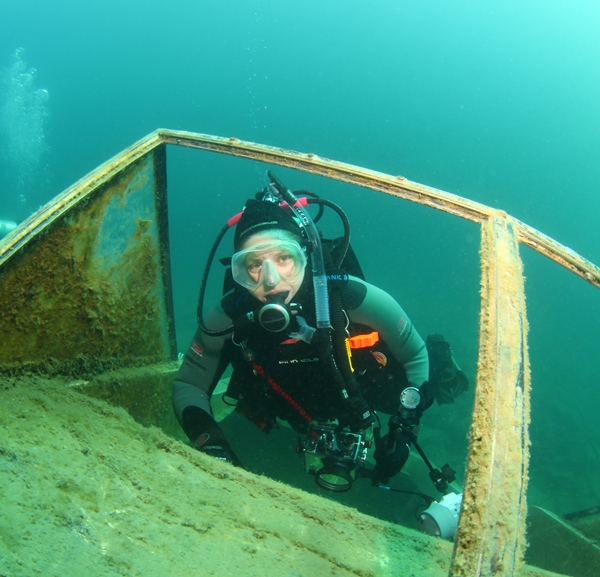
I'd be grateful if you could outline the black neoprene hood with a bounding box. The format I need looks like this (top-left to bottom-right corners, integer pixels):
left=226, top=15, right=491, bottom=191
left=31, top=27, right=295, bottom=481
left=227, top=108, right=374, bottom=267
left=233, top=199, right=304, bottom=250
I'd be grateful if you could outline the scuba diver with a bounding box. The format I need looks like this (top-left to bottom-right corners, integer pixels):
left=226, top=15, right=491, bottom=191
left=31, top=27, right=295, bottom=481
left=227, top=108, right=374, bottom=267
left=173, top=172, right=468, bottom=493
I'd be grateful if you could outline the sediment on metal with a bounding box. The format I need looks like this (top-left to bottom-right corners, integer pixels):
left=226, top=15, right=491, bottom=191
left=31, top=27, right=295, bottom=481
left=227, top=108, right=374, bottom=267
left=450, top=214, right=531, bottom=576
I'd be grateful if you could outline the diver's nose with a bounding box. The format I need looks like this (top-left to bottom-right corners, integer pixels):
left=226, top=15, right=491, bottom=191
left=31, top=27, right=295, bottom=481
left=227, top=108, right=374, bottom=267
left=262, top=259, right=280, bottom=288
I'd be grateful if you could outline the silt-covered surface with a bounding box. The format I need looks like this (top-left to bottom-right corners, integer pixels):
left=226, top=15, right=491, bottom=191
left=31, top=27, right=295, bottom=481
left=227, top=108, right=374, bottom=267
left=0, top=376, right=564, bottom=577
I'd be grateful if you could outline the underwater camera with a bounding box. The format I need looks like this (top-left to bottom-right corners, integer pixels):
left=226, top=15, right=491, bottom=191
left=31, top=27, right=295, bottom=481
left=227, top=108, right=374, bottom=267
left=298, top=423, right=371, bottom=492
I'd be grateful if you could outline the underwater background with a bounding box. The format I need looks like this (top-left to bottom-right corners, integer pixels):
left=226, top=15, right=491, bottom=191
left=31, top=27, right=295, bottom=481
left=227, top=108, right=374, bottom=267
left=1, top=0, right=599, bottom=529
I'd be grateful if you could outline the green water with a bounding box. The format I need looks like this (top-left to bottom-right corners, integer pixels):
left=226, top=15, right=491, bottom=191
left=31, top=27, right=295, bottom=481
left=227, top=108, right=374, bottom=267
left=1, top=0, right=599, bottom=573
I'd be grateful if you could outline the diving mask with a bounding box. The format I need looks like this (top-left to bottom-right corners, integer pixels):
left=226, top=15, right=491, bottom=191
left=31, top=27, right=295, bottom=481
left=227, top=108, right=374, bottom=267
left=231, top=240, right=307, bottom=291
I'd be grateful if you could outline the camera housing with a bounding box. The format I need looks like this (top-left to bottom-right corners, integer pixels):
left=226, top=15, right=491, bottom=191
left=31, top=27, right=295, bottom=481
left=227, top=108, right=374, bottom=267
left=299, top=423, right=371, bottom=492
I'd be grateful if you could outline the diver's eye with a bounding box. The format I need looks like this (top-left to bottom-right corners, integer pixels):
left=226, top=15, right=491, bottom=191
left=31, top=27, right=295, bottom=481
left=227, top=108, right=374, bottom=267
left=277, top=253, right=293, bottom=264
left=247, top=261, right=262, bottom=272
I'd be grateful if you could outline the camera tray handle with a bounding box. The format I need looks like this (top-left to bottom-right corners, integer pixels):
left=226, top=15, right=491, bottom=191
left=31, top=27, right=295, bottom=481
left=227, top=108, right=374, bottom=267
left=387, top=415, right=456, bottom=494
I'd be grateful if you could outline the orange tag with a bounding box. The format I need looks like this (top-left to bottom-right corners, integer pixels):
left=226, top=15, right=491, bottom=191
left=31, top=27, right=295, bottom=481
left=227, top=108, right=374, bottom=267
left=348, top=331, right=380, bottom=349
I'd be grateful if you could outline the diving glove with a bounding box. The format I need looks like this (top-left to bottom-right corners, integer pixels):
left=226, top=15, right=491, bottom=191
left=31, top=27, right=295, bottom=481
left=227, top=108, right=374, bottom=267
left=194, top=426, right=243, bottom=467
left=426, top=333, right=469, bottom=405
left=372, top=427, right=411, bottom=484
left=344, top=395, right=376, bottom=432
left=181, top=406, right=243, bottom=467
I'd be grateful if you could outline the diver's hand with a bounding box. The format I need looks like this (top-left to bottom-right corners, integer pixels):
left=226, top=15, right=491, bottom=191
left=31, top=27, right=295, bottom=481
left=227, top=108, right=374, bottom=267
left=372, top=427, right=410, bottom=484
left=344, top=396, right=376, bottom=432
left=194, top=426, right=243, bottom=467
left=426, top=334, right=469, bottom=404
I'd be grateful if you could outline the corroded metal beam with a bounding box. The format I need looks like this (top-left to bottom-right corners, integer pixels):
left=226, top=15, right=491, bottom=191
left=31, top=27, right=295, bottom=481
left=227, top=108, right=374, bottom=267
left=157, top=129, right=494, bottom=224
left=514, top=218, right=600, bottom=288
left=155, top=129, right=600, bottom=289
left=451, top=213, right=531, bottom=576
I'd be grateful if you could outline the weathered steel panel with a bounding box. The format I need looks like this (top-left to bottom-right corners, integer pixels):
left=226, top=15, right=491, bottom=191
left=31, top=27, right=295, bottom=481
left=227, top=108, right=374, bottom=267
left=0, top=147, right=176, bottom=372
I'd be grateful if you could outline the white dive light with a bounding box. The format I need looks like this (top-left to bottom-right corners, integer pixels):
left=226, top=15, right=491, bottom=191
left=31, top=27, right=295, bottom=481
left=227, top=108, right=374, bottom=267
left=418, top=492, right=463, bottom=540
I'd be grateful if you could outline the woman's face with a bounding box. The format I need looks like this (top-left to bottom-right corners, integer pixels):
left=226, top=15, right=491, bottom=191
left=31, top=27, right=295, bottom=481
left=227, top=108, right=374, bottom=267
left=233, top=233, right=307, bottom=303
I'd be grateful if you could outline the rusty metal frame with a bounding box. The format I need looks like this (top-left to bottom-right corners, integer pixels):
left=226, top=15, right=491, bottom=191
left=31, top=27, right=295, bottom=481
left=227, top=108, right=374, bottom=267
left=156, top=129, right=599, bottom=288
left=2, top=129, right=598, bottom=576
left=150, top=130, right=597, bottom=577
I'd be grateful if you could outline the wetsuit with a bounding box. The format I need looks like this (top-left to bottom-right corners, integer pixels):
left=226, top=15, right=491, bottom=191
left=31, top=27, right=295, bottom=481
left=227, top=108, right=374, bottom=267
left=173, top=275, right=429, bottom=441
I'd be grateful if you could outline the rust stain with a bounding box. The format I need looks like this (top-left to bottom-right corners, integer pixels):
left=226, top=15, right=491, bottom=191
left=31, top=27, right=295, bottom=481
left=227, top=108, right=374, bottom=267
left=0, top=157, right=168, bottom=374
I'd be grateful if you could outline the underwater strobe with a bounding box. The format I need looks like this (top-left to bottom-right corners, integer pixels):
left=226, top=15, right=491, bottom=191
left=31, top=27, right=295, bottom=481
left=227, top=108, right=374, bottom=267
left=417, top=492, right=463, bottom=540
